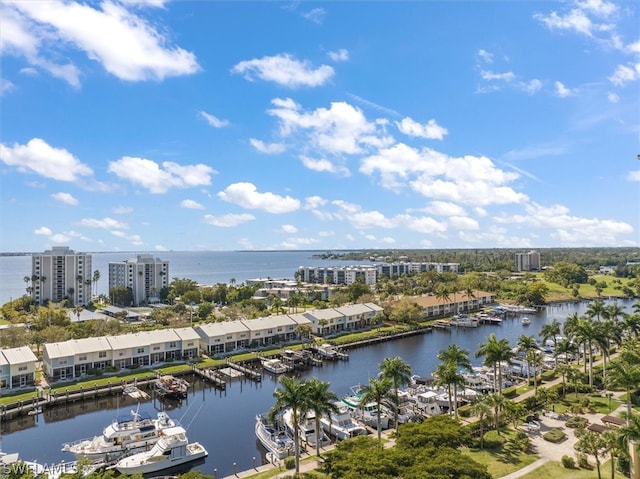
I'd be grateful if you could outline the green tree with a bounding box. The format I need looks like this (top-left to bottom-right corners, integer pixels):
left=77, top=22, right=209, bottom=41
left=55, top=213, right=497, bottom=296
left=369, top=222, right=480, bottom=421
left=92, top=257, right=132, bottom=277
left=269, top=376, right=310, bottom=474
left=574, top=430, right=605, bottom=479
left=437, top=344, right=472, bottom=418
left=359, top=376, right=393, bottom=443
left=476, top=333, right=515, bottom=395
left=606, top=357, right=640, bottom=420
left=470, top=398, right=491, bottom=449
left=379, top=356, right=412, bottom=430
left=305, top=378, right=339, bottom=457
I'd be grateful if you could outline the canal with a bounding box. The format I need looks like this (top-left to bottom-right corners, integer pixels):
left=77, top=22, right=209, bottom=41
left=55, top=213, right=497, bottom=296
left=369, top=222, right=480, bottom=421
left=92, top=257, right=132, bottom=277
left=2, top=298, right=635, bottom=477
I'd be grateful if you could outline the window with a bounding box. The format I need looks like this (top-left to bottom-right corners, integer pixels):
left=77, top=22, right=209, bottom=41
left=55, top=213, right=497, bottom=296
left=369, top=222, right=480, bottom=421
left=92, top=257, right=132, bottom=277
left=98, top=351, right=106, bottom=358
left=78, top=355, right=87, bottom=361
left=60, top=360, right=67, bottom=365
left=18, top=366, right=27, bottom=371
left=153, top=346, right=160, bottom=351
left=137, top=348, right=145, bottom=354
left=169, top=342, right=177, bottom=348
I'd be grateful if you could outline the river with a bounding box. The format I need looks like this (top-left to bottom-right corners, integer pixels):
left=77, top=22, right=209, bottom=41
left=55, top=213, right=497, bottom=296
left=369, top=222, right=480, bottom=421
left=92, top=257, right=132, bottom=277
left=1, top=298, right=635, bottom=477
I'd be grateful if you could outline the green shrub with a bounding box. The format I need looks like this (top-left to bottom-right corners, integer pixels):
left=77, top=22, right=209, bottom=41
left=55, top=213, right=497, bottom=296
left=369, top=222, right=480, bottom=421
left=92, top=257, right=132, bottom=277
left=284, top=457, right=295, bottom=470
left=566, top=416, right=589, bottom=428
left=540, top=371, right=556, bottom=381
left=562, top=455, right=575, bottom=469
left=502, top=386, right=518, bottom=399
left=543, top=428, right=566, bottom=443
left=577, top=452, right=590, bottom=468
left=457, top=405, right=471, bottom=418
left=482, top=431, right=506, bottom=450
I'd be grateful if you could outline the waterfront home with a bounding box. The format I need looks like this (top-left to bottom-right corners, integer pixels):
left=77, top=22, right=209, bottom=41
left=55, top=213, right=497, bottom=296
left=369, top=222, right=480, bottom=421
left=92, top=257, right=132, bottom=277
left=173, top=327, right=201, bottom=360
left=334, top=303, right=383, bottom=331
left=0, top=346, right=38, bottom=389
left=43, top=337, right=113, bottom=380
left=303, top=308, right=345, bottom=336
left=106, top=330, right=184, bottom=368
left=195, top=321, right=251, bottom=355
left=246, top=314, right=312, bottom=346
left=411, top=290, right=497, bottom=319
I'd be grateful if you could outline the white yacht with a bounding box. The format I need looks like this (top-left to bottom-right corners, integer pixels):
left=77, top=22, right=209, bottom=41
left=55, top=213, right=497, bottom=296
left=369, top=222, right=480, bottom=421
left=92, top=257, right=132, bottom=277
left=255, top=414, right=294, bottom=459
left=320, top=401, right=367, bottom=440
left=63, top=410, right=176, bottom=462
left=261, top=358, right=292, bottom=374
left=342, top=385, right=390, bottom=430
left=113, top=426, right=207, bottom=475
left=282, top=408, right=331, bottom=447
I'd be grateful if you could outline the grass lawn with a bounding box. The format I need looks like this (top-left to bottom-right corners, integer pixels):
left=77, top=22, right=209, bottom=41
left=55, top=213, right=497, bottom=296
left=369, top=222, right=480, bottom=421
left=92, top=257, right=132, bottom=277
left=463, top=430, right=540, bottom=478
left=519, top=459, right=627, bottom=479
left=554, top=392, right=623, bottom=415
left=0, top=390, right=40, bottom=406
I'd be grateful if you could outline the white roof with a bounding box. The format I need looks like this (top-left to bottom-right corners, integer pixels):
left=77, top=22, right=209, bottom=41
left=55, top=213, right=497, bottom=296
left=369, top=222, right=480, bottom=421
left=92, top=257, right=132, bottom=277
left=334, top=303, right=377, bottom=316
left=247, top=314, right=297, bottom=330
left=1, top=346, right=38, bottom=364
left=195, top=321, right=250, bottom=338
left=107, top=329, right=180, bottom=350
left=305, top=308, right=343, bottom=321
left=287, top=313, right=313, bottom=326
left=44, top=337, right=111, bottom=359
left=173, top=327, right=201, bottom=342
left=363, top=302, right=384, bottom=312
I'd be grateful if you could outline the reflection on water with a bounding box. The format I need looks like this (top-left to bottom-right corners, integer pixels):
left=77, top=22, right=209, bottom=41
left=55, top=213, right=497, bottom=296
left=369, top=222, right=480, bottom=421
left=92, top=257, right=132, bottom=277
left=2, top=298, right=635, bottom=477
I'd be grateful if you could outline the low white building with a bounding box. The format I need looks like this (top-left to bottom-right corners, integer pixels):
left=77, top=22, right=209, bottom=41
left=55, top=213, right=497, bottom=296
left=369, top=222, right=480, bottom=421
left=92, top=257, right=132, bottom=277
left=1, top=346, right=39, bottom=388
left=43, top=337, right=113, bottom=380
left=195, top=321, right=251, bottom=356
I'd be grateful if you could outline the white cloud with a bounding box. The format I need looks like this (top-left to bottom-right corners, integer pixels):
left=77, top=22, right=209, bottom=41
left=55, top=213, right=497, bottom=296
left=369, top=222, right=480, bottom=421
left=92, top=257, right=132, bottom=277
left=281, top=224, right=298, bottom=234
left=396, top=117, right=448, bottom=140
left=108, top=157, right=216, bottom=193
left=328, top=48, right=349, bottom=62
left=203, top=213, right=255, bottom=227
left=0, top=78, right=15, bottom=96
left=422, top=201, right=467, bottom=217
left=300, top=155, right=350, bottom=175
left=0, top=138, right=93, bottom=181
left=232, top=54, right=334, bottom=88
left=6, top=1, right=199, bottom=84
left=480, top=70, right=515, bottom=82
left=79, top=217, right=129, bottom=230
left=607, top=91, right=619, bottom=103
left=304, top=196, right=327, bottom=210
left=609, top=64, right=638, bottom=86
left=301, top=8, right=325, bottom=24
left=627, top=170, right=640, bottom=181
left=448, top=216, right=480, bottom=230
left=51, top=192, right=78, bottom=206
left=534, top=9, right=594, bottom=36
left=180, top=199, right=205, bottom=210
left=113, top=205, right=133, bottom=214
left=155, top=244, right=169, bottom=251
left=380, top=237, right=396, bottom=244
left=555, top=81, right=578, bottom=97
left=477, top=49, right=494, bottom=64
left=34, top=226, right=52, bottom=236
left=200, top=111, right=229, bottom=128
left=111, top=230, right=143, bottom=246
left=249, top=138, right=287, bottom=154
left=522, top=78, right=543, bottom=94
left=267, top=98, right=393, bottom=156
left=280, top=237, right=320, bottom=249
left=217, top=182, right=301, bottom=213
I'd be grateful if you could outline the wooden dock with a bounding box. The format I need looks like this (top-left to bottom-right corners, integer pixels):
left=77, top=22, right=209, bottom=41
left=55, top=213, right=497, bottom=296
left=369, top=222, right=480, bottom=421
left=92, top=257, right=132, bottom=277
left=225, top=360, right=262, bottom=382
left=192, top=366, right=226, bottom=390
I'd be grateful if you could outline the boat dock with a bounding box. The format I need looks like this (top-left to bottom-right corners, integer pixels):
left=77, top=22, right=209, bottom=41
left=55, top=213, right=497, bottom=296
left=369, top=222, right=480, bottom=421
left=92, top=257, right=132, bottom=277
left=225, top=360, right=262, bottom=382
left=192, top=366, right=226, bottom=390
left=433, top=320, right=451, bottom=330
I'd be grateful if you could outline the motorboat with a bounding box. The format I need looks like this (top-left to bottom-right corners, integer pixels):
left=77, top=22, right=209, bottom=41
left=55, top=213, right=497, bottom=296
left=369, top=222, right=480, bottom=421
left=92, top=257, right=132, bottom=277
left=450, top=314, right=479, bottom=328
left=155, top=375, right=189, bottom=399
left=62, top=410, right=177, bottom=462
left=320, top=401, right=367, bottom=440
left=342, top=385, right=390, bottom=429
left=255, top=414, right=294, bottom=459
left=282, top=408, right=331, bottom=447
left=522, top=317, right=531, bottom=326
left=315, top=343, right=339, bottom=359
left=123, top=385, right=150, bottom=400
left=113, top=426, right=207, bottom=475
left=261, top=358, right=292, bottom=374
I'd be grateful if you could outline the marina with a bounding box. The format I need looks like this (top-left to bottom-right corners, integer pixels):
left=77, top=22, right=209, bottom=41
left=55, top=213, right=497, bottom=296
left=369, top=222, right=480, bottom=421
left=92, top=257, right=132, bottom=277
left=0, top=298, right=634, bottom=478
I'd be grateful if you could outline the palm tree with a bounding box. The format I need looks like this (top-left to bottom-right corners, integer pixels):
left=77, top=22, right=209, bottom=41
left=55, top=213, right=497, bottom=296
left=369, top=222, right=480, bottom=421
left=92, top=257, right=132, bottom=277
left=269, top=376, right=309, bottom=473
left=92, top=270, right=100, bottom=299
left=586, top=298, right=607, bottom=322
left=618, top=412, right=640, bottom=479
left=527, top=350, right=545, bottom=393
left=476, top=333, right=515, bottom=395
left=437, top=344, right=472, bottom=418
left=485, top=393, right=507, bottom=435
left=434, top=361, right=461, bottom=417
left=435, top=284, right=451, bottom=314
left=575, top=430, right=605, bottom=479
left=379, top=356, right=412, bottom=430
left=358, top=376, right=392, bottom=443
left=600, top=429, right=621, bottom=479
left=470, top=398, right=491, bottom=449
left=606, top=357, right=640, bottom=421
left=554, top=337, right=578, bottom=366
left=573, top=317, right=598, bottom=387
left=540, top=318, right=561, bottom=367
left=305, top=378, right=339, bottom=457
left=516, top=334, right=538, bottom=384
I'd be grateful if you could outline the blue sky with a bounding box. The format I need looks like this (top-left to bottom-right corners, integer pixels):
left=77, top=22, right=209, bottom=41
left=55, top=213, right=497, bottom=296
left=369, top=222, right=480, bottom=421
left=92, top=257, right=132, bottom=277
left=1, top=0, right=639, bottom=253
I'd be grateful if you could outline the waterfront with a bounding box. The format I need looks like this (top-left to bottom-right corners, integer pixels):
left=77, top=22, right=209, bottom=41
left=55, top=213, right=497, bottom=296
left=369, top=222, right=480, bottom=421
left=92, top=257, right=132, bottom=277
left=0, top=250, right=358, bottom=306
left=1, top=298, right=635, bottom=477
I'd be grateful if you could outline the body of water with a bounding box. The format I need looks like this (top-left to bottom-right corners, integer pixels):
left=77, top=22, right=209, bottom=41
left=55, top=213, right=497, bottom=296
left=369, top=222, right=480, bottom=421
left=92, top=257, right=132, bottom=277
left=1, top=298, right=635, bottom=477
left=0, top=251, right=357, bottom=306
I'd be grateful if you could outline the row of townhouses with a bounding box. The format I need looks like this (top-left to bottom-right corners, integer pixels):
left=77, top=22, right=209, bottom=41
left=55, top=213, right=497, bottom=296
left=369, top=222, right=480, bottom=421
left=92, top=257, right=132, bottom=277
left=12, top=291, right=495, bottom=386
left=296, top=262, right=461, bottom=286
left=0, top=346, right=38, bottom=389
left=42, top=303, right=383, bottom=381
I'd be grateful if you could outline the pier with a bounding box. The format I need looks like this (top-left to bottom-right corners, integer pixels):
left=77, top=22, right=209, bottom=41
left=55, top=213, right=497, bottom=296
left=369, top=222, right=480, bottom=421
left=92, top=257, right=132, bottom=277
left=192, top=366, right=227, bottom=390
left=225, top=359, right=262, bottom=382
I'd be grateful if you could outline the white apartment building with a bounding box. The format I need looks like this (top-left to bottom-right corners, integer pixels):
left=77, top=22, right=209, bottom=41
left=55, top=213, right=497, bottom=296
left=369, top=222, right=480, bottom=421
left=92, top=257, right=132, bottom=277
left=108, top=254, right=169, bottom=306
left=0, top=346, right=39, bottom=389
left=31, top=246, right=92, bottom=305
left=515, top=250, right=541, bottom=272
